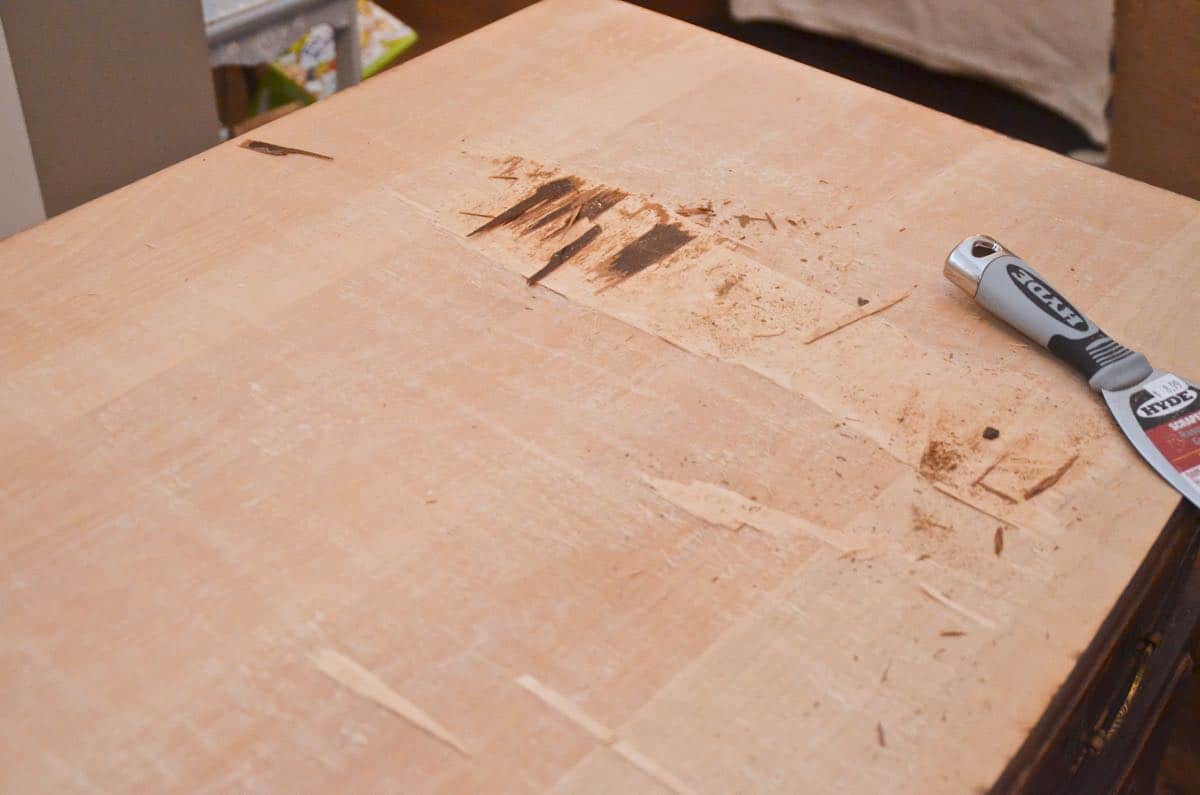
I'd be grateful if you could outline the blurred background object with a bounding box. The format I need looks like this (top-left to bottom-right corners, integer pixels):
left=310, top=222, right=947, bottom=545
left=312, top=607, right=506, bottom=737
left=0, top=0, right=217, bottom=226
left=1108, top=0, right=1200, bottom=202
left=209, top=0, right=415, bottom=135
left=729, top=0, right=1114, bottom=147
left=0, top=16, right=44, bottom=237
left=1, top=1, right=1196, bottom=232
left=204, top=0, right=364, bottom=101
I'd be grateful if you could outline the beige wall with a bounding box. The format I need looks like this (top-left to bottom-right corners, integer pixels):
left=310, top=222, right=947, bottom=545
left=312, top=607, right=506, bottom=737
left=0, top=0, right=219, bottom=216
left=0, top=17, right=45, bottom=237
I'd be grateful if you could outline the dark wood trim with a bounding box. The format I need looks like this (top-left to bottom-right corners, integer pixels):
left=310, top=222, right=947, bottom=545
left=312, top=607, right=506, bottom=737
left=992, top=500, right=1200, bottom=793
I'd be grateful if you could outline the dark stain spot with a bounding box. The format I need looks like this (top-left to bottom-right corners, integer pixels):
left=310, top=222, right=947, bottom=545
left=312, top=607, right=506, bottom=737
left=526, top=225, right=602, bottom=285
left=715, top=274, right=742, bottom=298
left=605, top=223, right=694, bottom=284
left=469, top=177, right=577, bottom=236
left=982, top=426, right=1000, bottom=440
left=919, top=440, right=962, bottom=480
left=857, top=297, right=870, bottom=306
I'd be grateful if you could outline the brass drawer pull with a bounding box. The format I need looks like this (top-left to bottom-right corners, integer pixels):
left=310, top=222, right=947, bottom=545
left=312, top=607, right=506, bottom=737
left=1086, top=632, right=1163, bottom=755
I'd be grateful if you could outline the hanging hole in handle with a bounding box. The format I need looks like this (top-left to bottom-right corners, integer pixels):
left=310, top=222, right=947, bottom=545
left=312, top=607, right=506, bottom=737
left=971, top=239, right=1000, bottom=258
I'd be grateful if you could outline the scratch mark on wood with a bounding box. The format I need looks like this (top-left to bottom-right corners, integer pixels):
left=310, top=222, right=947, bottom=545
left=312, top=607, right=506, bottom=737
left=994, top=526, right=1005, bottom=556
left=469, top=177, right=577, bottom=236
left=734, top=213, right=771, bottom=228
left=527, top=202, right=574, bottom=234
left=1023, top=454, right=1078, bottom=500
left=930, top=482, right=1018, bottom=530
left=764, top=212, right=777, bottom=230
left=524, top=187, right=624, bottom=238
left=458, top=211, right=496, bottom=219
left=312, top=649, right=470, bottom=755
left=918, top=583, right=996, bottom=629
left=877, top=722, right=887, bottom=748
left=976, top=480, right=1018, bottom=504
left=579, top=188, right=627, bottom=221
left=620, top=201, right=671, bottom=224
left=517, top=674, right=694, bottom=794
left=490, top=156, right=522, bottom=179
left=239, top=139, right=333, bottom=160
left=677, top=202, right=715, bottom=217
left=527, top=225, right=602, bottom=285
left=803, top=291, right=910, bottom=344
left=603, top=223, right=694, bottom=285
left=972, top=452, right=1008, bottom=487
left=559, top=203, right=584, bottom=237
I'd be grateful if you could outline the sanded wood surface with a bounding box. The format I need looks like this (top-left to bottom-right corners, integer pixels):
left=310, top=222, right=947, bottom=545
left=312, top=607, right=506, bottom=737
left=2, top=1, right=1199, bottom=791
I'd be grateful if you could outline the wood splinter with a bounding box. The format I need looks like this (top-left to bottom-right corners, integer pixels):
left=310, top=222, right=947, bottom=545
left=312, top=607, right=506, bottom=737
left=239, top=139, right=333, bottom=160
left=804, top=291, right=911, bottom=344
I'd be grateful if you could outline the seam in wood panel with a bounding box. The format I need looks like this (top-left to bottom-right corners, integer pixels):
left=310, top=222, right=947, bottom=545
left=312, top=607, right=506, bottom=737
left=642, top=474, right=879, bottom=555
left=312, top=648, right=471, bottom=756
left=517, top=674, right=694, bottom=795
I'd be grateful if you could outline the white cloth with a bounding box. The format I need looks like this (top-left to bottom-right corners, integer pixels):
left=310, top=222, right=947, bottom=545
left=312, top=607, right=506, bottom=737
left=731, top=0, right=1113, bottom=144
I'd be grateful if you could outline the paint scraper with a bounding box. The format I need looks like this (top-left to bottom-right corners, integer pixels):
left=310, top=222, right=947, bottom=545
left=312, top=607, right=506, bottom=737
left=945, top=235, right=1200, bottom=508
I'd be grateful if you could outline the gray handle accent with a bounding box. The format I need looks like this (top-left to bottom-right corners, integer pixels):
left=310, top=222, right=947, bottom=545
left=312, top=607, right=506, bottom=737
left=945, top=235, right=1153, bottom=391
left=975, top=253, right=1095, bottom=344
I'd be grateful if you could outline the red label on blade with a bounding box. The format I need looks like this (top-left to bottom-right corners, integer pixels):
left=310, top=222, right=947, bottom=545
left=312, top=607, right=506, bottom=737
left=1144, top=407, right=1200, bottom=487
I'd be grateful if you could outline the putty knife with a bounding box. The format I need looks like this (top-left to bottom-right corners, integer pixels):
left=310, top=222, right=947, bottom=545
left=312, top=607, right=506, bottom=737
left=945, top=235, right=1200, bottom=508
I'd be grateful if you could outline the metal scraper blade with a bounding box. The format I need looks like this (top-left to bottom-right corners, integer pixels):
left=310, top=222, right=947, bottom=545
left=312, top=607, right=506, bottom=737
left=1103, top=371, right=1200, bottom=509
